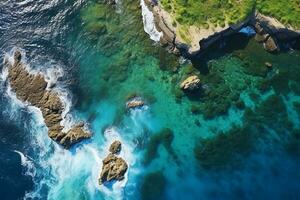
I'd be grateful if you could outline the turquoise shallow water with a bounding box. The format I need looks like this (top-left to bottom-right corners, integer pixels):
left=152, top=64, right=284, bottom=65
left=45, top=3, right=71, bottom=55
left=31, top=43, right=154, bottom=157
left=0, top=0, right=300, bottom=199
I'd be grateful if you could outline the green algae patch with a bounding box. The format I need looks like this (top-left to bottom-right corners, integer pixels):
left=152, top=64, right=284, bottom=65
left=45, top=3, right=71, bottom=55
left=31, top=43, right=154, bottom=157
left=194, top=126, right=253, bottom=169
left=141, top=171, right=167, bottom=200
left=143, top=128, right=178, bottom=165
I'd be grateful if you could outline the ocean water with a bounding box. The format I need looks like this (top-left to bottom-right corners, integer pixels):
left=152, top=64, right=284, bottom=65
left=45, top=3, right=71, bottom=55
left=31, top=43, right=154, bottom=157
left=0, top=0, right=300, bottom=200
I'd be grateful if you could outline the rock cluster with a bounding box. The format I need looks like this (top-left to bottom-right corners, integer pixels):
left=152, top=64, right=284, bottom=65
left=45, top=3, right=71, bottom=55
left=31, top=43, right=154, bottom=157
left=6, top=50, right=91, bottom=148
left=99, top=141, right=128, bottom=185
left=180, top=75, right=201, bottom=91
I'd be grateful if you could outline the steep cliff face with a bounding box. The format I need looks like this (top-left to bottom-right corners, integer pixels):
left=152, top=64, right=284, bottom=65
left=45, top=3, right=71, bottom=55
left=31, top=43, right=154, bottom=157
left=6, top=49, right=91, bottom=148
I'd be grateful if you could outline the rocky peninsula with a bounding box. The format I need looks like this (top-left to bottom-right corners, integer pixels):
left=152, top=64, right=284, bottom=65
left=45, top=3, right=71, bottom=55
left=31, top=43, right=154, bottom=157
left=5, top=50, right=91, bottom=148
left=143, top=0, right=300, bottom=56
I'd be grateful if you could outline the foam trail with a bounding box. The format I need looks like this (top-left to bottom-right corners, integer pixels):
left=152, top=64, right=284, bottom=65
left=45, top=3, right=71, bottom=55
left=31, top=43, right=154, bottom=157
left=14, top=150, right=36, bottom=178
left=140, top=0, right=163, bottom=42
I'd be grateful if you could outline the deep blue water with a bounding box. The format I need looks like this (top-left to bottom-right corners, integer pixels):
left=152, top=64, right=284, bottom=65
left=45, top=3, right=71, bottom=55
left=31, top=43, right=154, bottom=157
left=0, top=0, right=300, bottom=200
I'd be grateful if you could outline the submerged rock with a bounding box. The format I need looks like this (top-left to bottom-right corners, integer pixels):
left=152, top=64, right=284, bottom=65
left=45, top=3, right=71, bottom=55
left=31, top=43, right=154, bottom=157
left=265, top=62, right=273, bottom=69
left=180, top=75, right=201, bottom=91
left=6, top=49, right=91, bottom=148
left=99, top=141, right=128, bottom=185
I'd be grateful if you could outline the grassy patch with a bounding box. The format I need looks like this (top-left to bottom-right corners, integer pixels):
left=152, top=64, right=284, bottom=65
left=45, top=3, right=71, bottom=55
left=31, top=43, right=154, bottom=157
left=160, top=0, right=300, bottom=30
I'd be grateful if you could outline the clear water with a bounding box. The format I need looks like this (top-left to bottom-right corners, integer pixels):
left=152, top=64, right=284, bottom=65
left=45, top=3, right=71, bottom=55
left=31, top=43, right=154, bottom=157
left=0, top=0, right=300, bottom=200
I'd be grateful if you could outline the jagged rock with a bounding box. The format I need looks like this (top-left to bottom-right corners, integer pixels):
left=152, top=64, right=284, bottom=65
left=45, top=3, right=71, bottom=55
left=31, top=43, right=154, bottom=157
left=109, top=140, right=122, bottom=154
left=180, top=75, right=201, bottom=91
left=99, top=142, right=128, bottom=185
left=126, top=98, right=145, bottom=109
left=263, top=36, right=279, bottom=52
left=6, top=49, right=91, bottom=148
left=59, top=124, right=91, bottom=148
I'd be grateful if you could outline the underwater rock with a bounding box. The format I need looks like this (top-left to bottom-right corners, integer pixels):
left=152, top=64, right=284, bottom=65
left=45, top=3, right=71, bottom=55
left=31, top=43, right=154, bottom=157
left=99, top=142, right=128, bottom=185
left=264, top=36, right=279, bottom=52
left=126, top=97, right=145, bottom=109
left=6, top=49, right=91, bottom=148
left=265, top=62, right=273, bottom=69
left=109, top=140, right=122, bottom=154
left=180, top=75, right=201, bottom=91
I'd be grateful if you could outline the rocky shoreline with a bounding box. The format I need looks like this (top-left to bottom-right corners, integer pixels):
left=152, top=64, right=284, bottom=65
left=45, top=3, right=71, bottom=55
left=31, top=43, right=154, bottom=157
left=5, top=50, right=91, bottom=148
left=143, top=0, right=300, bottom=58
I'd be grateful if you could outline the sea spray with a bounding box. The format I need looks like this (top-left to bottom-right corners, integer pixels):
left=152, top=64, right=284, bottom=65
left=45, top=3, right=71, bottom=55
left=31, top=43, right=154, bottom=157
left=140, top=0, right=163, bottom=42
left=13, top=150, right=36, bottom=178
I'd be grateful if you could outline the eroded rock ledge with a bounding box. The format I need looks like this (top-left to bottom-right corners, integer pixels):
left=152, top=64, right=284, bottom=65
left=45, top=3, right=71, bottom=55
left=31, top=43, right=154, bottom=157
left=6, top=50, right=91, bottom=148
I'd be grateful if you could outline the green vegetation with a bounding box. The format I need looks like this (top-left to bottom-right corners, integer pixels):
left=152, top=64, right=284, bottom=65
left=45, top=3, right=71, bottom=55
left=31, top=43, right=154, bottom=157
left=160, top=0, right=300, bottom=29
left=161, top=0, right=255, bottom=27
left=257, top=0, right=300, bottom=29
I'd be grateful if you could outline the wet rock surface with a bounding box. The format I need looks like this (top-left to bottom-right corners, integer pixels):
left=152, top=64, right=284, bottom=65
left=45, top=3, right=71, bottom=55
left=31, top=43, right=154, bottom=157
left=126, top=98, right=145, bottom=109
left=180, top=75, right=201, bottom=91
left=6, top=49, right=91, bottom=148
left=99, top=141, right=128, bottom=185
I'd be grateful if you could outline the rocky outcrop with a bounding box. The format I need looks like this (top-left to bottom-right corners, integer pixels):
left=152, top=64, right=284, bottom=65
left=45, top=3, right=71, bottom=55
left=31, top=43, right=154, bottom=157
left=109, top=140, right=122, bottom=154
left=180, top=75, right=201, bottom=91
left=126, top=98, right=145, bottom=109
left=6, top=50, right=91, bottom=148
left=263, top=36, right=279, bottom=52
left=99, top=141, right=128, bottom=185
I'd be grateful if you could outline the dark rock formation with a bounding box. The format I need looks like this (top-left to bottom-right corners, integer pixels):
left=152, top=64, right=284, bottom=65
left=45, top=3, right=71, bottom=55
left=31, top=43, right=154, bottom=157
left=99, top=141, right=128, bottom=185
left=180, top=75, right=201, bottom=91
left=6, top=49, right=91, bottom=148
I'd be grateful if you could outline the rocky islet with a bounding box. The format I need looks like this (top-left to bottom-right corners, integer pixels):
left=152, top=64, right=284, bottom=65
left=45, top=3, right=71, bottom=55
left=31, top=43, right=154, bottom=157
left=5, top=49, right=91, bottom=148
left=99, top=141, right=128, bottom=185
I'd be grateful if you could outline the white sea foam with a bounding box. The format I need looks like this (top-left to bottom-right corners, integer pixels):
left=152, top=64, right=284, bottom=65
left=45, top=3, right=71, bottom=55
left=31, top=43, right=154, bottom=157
left=14, top=150, right=36, bottom=177
left=140, top=0, right=163, bottom=42
left=44, top=66, right=64, bottom=89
